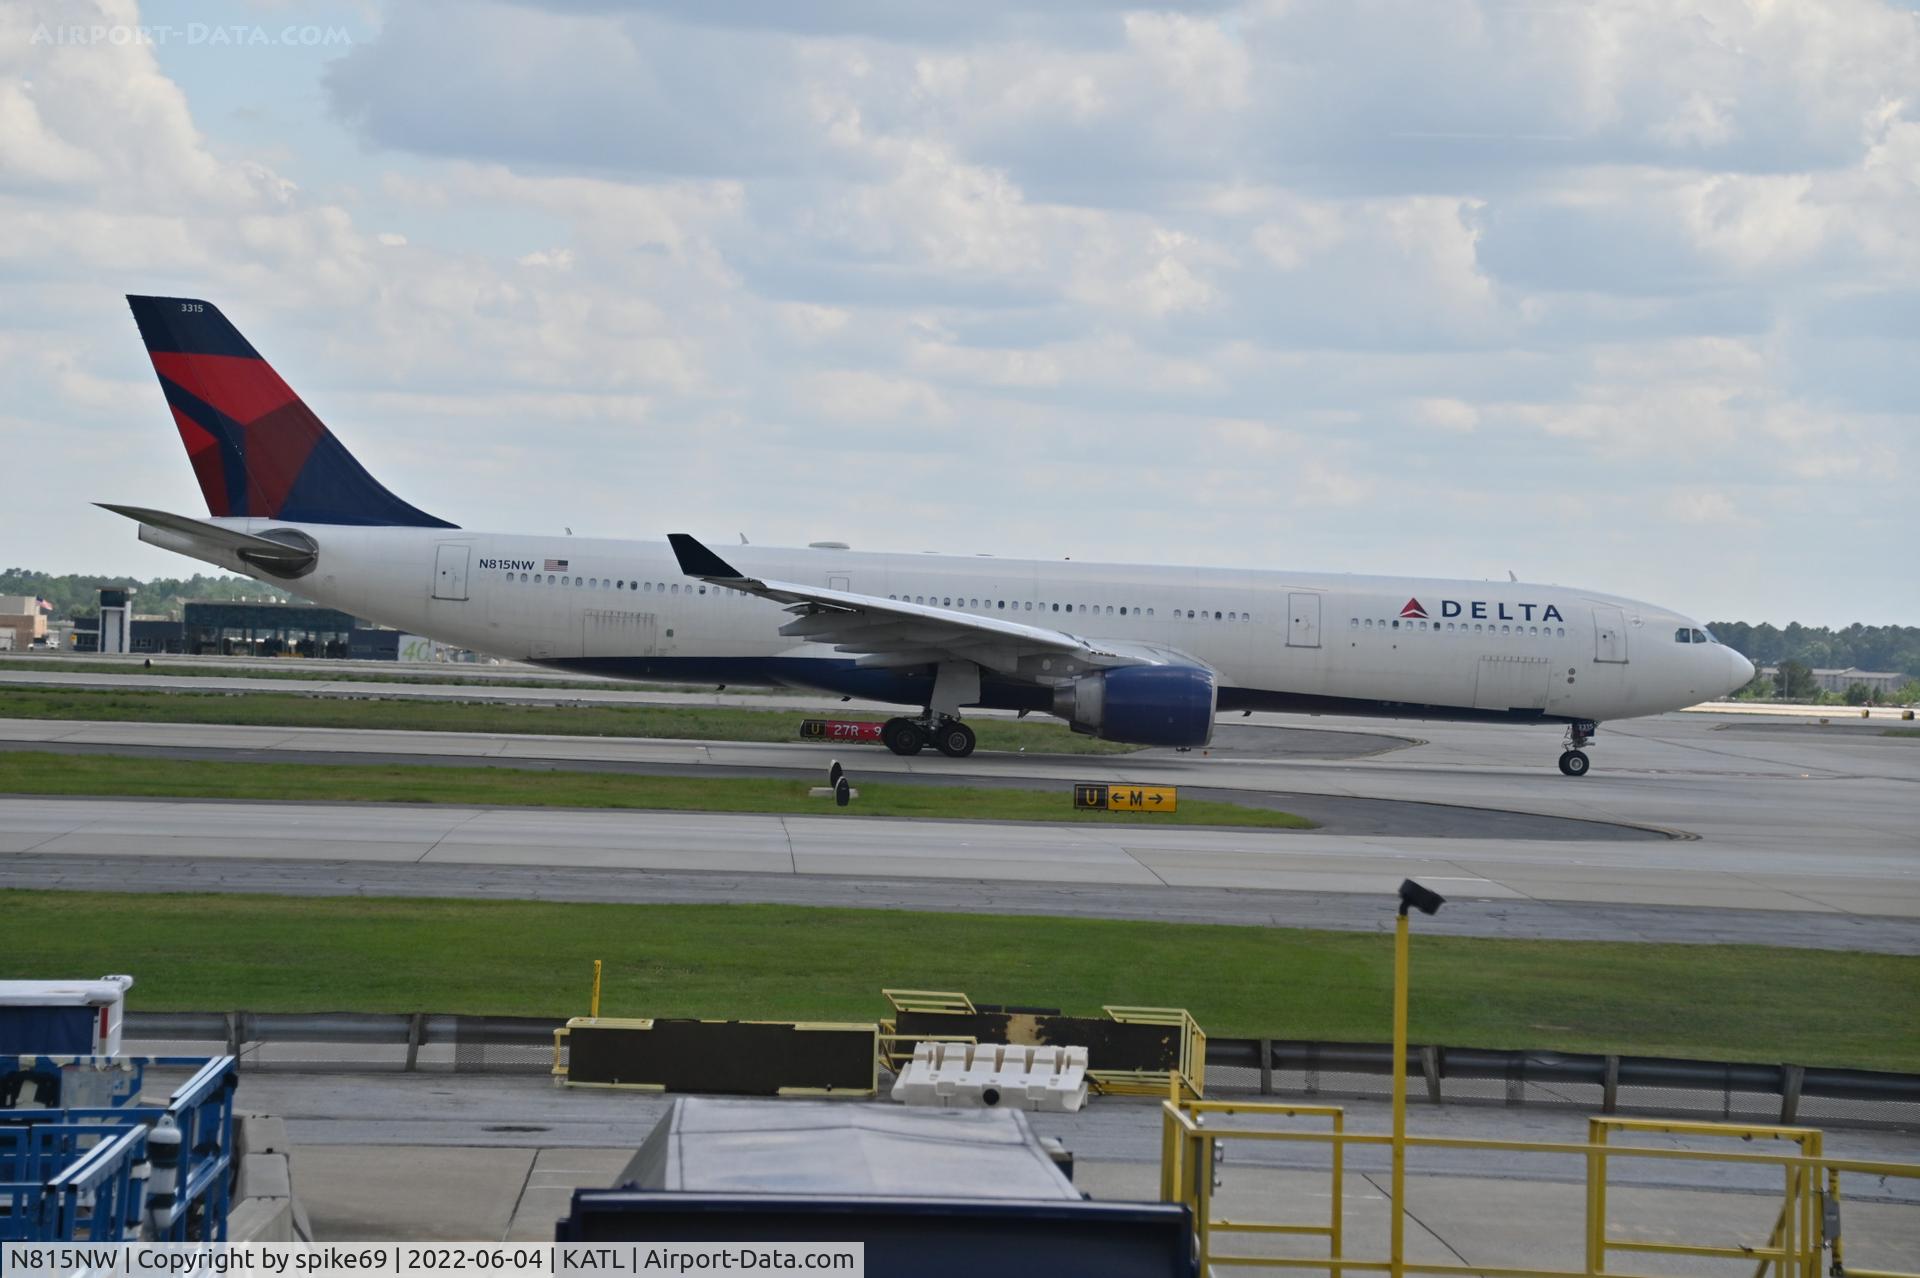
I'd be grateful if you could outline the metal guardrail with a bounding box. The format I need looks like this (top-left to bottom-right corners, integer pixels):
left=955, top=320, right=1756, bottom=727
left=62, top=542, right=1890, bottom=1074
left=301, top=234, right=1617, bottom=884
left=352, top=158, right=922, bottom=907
left=120, top=1014, right=1920, bottom=1129
left=1205, top=1038, right=1920, bottom=1129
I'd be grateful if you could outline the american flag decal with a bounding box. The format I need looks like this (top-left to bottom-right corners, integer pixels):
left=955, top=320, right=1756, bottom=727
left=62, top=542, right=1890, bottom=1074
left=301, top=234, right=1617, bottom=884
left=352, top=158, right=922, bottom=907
left=544, top=558, right=569, bottom=572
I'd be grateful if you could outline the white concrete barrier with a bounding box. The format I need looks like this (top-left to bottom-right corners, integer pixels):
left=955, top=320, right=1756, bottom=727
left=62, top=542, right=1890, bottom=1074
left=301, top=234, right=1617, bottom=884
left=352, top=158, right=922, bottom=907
left=890, top=1041, right=1089, bottom=1113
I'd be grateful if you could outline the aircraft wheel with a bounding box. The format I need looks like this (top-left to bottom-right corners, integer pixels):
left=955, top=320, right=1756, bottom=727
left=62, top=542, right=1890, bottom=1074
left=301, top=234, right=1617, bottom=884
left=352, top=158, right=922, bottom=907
left=882, top=718, right=925, bottom=756
left=1558, top=749, right=1590, bottom=777
left=934, top=721, right=977, bottom=758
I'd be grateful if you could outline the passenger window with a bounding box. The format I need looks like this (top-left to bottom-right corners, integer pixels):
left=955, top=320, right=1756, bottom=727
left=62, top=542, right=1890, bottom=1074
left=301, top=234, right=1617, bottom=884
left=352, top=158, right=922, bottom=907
left=1146, top=608, right=1155, bottom=617
left=1391, top=619, right=1399, bottom=629
left=1557, top=627, right=1566, bottom=637
left=1065, top=604, right=1073, bottom=613
left=1365, top=619, right=1373, bottom=628
left=1121, top=607, right=1129, bottom=617
left=588, top=578, right=597, bottom=588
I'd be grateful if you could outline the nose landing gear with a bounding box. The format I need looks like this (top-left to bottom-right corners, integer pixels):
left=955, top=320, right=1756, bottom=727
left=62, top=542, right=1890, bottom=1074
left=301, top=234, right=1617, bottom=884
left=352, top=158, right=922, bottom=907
left=1557, top=720, right=1597, bottom=777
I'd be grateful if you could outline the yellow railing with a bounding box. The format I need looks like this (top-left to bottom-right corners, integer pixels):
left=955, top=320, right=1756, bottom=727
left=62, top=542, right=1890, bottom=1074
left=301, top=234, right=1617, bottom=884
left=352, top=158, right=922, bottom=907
left=1103, top=1005, right=1208, bottom=1097
left=1160, top=1095, right=1920, bottom=1277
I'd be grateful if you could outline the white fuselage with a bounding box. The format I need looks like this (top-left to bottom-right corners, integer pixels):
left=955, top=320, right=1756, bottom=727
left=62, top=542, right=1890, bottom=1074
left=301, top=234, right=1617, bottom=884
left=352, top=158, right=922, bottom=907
left=143, top=520, right=1751, bottom=725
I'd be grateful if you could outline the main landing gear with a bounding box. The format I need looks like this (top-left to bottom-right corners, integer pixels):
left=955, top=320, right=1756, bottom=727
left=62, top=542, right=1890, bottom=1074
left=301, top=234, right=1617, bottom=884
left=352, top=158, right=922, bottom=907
left=883, top=660, right=982, bottom=759
left=1557, top=720, right=1598, bottom=777
left=882, top=716, right=976, bottom=758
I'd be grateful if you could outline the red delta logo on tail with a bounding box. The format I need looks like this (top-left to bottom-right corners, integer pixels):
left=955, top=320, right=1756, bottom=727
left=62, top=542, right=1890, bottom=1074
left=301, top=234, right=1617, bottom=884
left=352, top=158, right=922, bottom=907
left=1399, top=598, right=1428, bottom=619
left=125, top=295, right=453, bottom=529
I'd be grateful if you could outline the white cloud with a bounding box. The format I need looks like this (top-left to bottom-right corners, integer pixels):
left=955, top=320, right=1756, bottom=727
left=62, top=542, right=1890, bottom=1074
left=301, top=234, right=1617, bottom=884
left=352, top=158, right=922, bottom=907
left=791, top=368, right=948, bottom=423
left=2, top=0, right=1916, bottom=628
left=1411, top=398, right=1479, bottom=433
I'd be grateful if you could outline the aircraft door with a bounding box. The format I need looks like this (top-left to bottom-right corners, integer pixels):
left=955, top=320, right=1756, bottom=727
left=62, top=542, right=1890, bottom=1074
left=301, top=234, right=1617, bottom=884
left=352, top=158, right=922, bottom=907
left=1593, top=606, right=1628, bottom=663
left=432, top=544, right=470, bottom=601
left=1286, top=593, right=1321, bottom=648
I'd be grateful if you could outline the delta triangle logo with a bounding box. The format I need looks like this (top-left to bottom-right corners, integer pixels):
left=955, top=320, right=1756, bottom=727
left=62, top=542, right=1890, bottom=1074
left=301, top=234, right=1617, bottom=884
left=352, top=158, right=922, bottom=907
left=1399, top=598, right=1428, bottom=620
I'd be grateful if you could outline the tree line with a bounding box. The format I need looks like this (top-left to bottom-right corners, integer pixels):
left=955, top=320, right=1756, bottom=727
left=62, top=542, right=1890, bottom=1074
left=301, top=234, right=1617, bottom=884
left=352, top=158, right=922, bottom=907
left=1706, top=621, right=1920, bottom=680
left=0, top=568, right=292, bottom=622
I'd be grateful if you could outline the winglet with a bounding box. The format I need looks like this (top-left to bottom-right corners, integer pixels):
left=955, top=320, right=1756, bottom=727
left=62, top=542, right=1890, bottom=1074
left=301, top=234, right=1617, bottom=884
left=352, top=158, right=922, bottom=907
left=668, top=532, right=748, bottom=580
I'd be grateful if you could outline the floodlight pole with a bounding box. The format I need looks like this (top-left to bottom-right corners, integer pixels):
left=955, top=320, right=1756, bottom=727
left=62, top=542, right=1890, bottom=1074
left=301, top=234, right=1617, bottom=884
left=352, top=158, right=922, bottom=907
left=1391, top=906, right=1410, bottom=1278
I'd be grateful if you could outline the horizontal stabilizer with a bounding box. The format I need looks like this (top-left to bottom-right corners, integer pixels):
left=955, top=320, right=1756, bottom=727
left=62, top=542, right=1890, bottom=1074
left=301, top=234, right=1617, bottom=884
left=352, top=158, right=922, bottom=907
left=96, top=503, right=318, bottom=573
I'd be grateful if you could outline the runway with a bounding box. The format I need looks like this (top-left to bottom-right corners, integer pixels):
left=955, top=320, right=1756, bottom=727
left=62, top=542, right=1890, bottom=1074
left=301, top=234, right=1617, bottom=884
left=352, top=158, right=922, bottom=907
left=2, top=707, right=1915, bottom=949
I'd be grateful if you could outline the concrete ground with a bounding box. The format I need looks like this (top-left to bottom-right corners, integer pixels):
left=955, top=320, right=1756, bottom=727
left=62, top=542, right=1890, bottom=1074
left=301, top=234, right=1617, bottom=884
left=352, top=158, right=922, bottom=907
left=3, top=708, right=1914, bottom=949
left=217, top=1070, right=1920, bottom=1272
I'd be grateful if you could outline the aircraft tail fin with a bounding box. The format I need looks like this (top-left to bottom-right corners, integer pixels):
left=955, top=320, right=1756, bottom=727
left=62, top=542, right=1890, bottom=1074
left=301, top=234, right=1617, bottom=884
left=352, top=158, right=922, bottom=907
left=125, top=295, right=455, bottom=528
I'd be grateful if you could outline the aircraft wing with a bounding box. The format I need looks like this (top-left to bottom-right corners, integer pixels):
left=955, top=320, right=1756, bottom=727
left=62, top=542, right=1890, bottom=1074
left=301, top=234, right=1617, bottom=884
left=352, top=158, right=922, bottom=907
left=668, top=533, right=1182, bottom=675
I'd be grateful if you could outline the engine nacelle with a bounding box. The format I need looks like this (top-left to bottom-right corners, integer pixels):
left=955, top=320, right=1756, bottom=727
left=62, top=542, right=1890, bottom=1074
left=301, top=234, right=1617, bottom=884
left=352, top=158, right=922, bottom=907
left=1051, top=665, right=1217, bottom=748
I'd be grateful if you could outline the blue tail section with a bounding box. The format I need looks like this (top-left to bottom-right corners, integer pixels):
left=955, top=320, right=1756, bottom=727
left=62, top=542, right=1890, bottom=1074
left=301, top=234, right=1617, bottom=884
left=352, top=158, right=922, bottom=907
left=127, top=295, right=456, bottom=528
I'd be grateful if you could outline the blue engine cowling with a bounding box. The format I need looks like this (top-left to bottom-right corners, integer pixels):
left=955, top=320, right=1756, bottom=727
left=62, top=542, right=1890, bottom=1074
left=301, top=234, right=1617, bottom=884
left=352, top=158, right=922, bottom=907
left=1050, top=665, right=1217, bottom=748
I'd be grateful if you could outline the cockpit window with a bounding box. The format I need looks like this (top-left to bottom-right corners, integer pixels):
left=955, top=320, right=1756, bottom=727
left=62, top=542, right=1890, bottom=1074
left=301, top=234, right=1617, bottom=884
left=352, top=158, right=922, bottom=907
left=1691, top=628, right=1709, bottom=644
left=1674, top=627, right=1692, bottom=643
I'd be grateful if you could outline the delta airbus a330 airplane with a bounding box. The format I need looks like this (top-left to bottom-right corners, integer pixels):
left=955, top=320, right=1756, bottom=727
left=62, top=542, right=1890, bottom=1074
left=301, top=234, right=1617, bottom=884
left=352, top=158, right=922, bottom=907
left=104, top=296, right=1754, bottom=776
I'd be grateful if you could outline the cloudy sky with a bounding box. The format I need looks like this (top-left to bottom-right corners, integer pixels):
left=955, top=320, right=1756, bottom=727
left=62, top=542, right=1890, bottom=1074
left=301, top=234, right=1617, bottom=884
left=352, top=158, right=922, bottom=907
left=3, top=0, right=1916, bottom=625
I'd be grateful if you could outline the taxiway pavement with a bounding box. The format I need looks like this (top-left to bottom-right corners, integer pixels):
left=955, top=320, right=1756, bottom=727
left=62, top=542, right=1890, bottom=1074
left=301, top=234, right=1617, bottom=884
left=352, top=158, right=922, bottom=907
left=2, top=709, right=1913, bottom=949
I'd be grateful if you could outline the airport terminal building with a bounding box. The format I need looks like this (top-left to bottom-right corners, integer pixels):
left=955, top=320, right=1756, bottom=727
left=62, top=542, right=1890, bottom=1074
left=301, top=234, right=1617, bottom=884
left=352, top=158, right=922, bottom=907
left=66, top=599, right=412, bottom=659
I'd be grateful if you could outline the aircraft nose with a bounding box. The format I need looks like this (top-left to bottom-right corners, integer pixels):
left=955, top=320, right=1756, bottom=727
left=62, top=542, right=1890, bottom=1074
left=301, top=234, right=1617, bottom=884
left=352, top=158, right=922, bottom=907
left=1727, top=649, right=1755, bottom=694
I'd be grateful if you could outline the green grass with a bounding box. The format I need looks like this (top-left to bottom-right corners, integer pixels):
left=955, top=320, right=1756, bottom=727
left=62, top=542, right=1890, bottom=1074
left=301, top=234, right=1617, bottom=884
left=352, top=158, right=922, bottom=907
left=0, top=687, right=1141, bottom=754
left=0, top=751, right=1307, bottom=827
left=4, top=891, right=1913, bottom=1069
left=1884, top=727, right=1920, bottom=738
left=0, top=657, right=784, bottom=695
